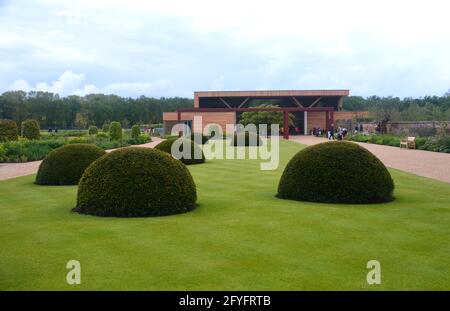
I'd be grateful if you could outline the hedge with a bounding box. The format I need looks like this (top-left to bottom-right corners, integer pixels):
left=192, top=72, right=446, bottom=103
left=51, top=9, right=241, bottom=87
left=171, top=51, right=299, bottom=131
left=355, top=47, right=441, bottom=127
left=74, top=147, right=197, bottom=217
left=35, top=144, right=106, bottom=185
left=277, top=141, right=395, bottom=204
left=0, top=119, right=18, bottom=141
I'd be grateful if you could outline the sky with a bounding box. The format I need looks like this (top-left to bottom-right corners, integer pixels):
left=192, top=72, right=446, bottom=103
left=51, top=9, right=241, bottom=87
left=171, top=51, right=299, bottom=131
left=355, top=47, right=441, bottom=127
left=1, top=0, right=450, bottom=98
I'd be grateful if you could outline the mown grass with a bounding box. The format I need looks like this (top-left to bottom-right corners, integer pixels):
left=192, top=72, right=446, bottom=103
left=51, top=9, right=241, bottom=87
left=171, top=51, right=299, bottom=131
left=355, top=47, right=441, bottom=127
left=0, top=140, right=449, bottom=290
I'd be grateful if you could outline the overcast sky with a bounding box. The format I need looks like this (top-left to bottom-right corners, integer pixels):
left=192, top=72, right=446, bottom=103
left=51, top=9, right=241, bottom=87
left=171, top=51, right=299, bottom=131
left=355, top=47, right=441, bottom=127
left=1, top=0, right=450, bottom=98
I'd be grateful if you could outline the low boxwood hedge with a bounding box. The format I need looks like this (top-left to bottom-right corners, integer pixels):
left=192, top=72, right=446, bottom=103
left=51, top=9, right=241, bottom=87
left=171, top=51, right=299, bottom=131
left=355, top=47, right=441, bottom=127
left=277, top=141, right=394, bottom=204
left=35, top=144, right=106, bottom=185
left=74, top=147, right=197, bottom=217
left=155, top=137, right=205, bottom=165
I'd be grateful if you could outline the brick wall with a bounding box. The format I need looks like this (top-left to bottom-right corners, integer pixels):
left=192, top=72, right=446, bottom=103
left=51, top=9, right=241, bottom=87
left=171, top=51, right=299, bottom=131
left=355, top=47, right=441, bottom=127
left=163, top=112, right=236, bottom=134
left=307, top=111, right=327, bottom=132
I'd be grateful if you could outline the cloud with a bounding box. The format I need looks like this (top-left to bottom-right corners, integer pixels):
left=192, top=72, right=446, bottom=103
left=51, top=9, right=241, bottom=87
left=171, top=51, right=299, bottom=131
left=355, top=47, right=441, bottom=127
left=9, top=79, right=31, bottom=92
left=1, top=0, right=450, bottom=98
left=33, top=71, right=85, bottom=95
left=9, top=70, right=174, bottom=97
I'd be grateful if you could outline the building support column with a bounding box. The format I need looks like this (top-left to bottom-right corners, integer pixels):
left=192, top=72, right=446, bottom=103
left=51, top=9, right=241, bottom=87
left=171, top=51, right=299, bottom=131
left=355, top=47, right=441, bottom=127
left=330, top=110, right=334, bottom=127
left=304, top=111, right=308, bottom=135
left=283, top=110, right=289, bottom=140
left=325, top=110, right=335, bottom=131
left=177, top=110, right=182, bottom=137
left=325, top=110, right=330, bottom=131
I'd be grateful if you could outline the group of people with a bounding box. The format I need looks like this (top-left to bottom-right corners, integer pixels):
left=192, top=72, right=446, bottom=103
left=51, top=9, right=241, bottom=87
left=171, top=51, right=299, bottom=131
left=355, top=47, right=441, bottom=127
left=326, top=124, right=348, bottom=140
left=312, top=124, right=348, bottom=140
left=354, top=124, right=364, bottom=133
left=311, top=126, right=323, bottom=137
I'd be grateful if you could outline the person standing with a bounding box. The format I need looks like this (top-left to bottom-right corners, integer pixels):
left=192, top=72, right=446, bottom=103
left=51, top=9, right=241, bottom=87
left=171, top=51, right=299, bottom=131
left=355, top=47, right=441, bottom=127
left=329, top=123, right=335, bottom=140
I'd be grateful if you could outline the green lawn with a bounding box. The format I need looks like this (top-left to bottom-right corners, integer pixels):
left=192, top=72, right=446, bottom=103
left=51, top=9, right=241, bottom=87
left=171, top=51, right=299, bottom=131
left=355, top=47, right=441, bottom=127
left=1, top=140, right=450, bottom=290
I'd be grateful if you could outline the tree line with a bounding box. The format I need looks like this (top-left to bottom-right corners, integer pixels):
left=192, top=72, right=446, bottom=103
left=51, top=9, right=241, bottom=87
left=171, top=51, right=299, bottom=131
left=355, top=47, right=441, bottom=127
left=1, top=90, right=449, bottom=129
left=0, top=91, right=193, bottom=129
left=343, top=95, right=450, bottom=121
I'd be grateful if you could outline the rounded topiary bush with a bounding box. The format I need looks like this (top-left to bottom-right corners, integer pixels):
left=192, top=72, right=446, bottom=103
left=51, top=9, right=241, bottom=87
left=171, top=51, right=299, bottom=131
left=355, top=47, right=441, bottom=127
left=277, top=141, right=394, bottom=204
left=21, top=119, right=40, bottom=140
left=131, top=124, right=140, bottom=138
left=0, top=119, right=18, bottom=141
left=74, top=147, right=197, bottom=217
left=155, top=137, right=205, bottom=165
left=102, top=123, right=110, bottom=132
left=109, top=121, right=122, bottom=140
left=35, top=144, right=106, bottom=185
left=231, top=131, right=262, bottom=146
left=88, top=125, right=98, bottom=135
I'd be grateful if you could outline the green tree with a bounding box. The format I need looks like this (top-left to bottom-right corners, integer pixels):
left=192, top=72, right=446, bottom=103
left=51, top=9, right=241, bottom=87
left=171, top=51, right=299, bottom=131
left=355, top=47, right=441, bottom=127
left=240, top=104, right=294, bottom=134
left=74, top=113, right=89, bottom=129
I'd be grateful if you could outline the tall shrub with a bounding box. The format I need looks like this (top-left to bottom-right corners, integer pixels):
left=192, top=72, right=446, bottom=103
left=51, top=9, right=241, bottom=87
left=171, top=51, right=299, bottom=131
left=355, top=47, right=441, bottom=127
left=0, top=119, right=19, bottom=141
left=131, top=124, right=141, bottom=139
left=21, top=119, right=40, bottom=140
left=109, top=121, right=122, bottom=140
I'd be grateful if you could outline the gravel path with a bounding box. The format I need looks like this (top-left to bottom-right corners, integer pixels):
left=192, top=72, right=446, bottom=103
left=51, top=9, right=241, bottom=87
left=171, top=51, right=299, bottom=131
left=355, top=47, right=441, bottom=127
left=290, top=136, right=450, bottom=184
left=0, top=137, right=163, bottom=181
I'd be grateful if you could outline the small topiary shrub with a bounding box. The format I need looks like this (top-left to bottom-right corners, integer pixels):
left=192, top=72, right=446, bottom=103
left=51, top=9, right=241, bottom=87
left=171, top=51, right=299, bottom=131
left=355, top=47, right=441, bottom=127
left=231, top=131, right=262, bottom=146
left=0, top=119, right=18, bottom=141
left=35, top=144, right=106, bottom=185
left=155, top=137, right=205, bottom=165
left=109, top=121, right=122, bottom=140
left=131, top=124, right=141, bottom=138
left=88, top=125, right=98, bottom=135
left=102, top=123, right=110, bottom=132
left=277, top=141, right=394, bottom=204
left=21, top=119, right=40, bottom=140
left=74, top=147, right=197, bottom=217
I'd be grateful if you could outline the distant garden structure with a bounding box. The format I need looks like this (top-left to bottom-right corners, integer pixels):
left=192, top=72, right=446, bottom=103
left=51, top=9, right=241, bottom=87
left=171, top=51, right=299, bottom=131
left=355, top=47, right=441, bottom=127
left=163, top=90, right=372, bottom=139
